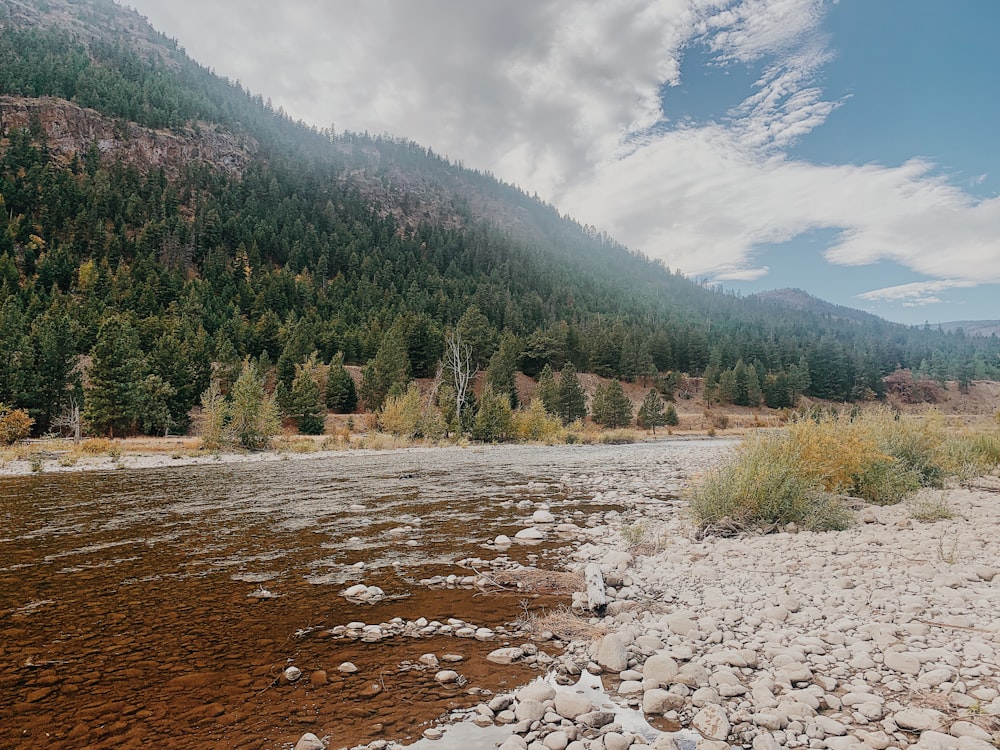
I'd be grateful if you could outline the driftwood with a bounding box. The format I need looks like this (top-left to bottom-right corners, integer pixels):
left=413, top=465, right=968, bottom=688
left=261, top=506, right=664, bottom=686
left=584, top=562, right=607, bottom=612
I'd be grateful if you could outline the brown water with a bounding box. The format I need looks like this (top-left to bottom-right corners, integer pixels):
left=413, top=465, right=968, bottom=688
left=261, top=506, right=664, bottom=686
left=0, top=443, right=687, bottom=749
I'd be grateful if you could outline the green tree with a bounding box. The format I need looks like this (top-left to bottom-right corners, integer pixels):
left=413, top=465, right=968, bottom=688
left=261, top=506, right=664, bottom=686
left=225, top=359, right=280, bottom=450
left=556, top=362, right=587, bottom=424
left=83, top=314, right=145, bottom=437
left=326, top=352, right=358, bottom=413
left=358, top=329, right=410, bottom=411
left=592, top=380, right=633, bottom=428
left=486, top=331, right=521, bottom=408
left=472, top=383, right=513, bottom=442
left=535, top=363, right=558, bottom=415
left=664, top=403, right=679, bottom=426
left=199, top=379, right=228, bottom=450
left=379, top=382, right=423, bottom=437
left=637, top=388, right=667, bottom=432
left=456, top=304, right=497, bottom=370
left=289, top=362, right=325, bottom=434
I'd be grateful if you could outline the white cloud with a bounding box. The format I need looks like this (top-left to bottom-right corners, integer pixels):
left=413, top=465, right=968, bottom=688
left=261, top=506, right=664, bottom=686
left=857, top=280, right=976, bottom=308
left=127, top=0, right=1000, bottom=299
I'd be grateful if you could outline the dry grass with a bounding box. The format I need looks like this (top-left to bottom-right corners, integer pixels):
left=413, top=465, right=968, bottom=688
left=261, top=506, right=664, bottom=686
left=534, top=605, right=609, bottom=642
left=480, top=567, right=584, bottom=595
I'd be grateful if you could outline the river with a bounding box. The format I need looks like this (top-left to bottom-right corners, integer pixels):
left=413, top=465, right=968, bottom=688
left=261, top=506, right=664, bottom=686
left=0, top=440, right=727, bottom=749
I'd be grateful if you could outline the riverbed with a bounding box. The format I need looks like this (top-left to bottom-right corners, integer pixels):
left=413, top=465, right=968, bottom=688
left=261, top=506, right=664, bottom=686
left=0, top=440, right=735, bottom=749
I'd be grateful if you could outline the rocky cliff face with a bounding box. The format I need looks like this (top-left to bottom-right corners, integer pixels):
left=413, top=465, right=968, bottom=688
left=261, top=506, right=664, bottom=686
left=1, top=96, right=258, bottom=177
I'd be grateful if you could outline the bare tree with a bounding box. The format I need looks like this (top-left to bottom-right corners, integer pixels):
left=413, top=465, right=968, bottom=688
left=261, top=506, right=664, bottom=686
left=444, top=331, right=473, bottom=427
left=51, top=397, right=82, bottom=443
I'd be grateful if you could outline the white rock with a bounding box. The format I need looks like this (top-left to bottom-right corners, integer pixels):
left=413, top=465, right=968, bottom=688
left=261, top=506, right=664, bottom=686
left=894, top=707, right=947, bottom=732
left=692, top=704, right=731, bottom=741
left=603, top=732, right=630, bottom=750
left=515, top=527, right=546, bottom=540
left=495, top=534, right=513, bottom=546
left=283, top=666, right=302, bottom=682
left=342, top=584, right=368, bottom=598
left=554, top=691, right=594, bottom=720
left=518, top=680, right=556, bottom=703
left=294, top=733, right=325, bottom=750
left=532, top=510, right=556, bottom=523
left=487, top=647, right=524, bottom=664
left=544, top=731, right=570, bottom=750
left=434, top=670, right=460, bottom=683
left=515, top=697, right=545, bottom=722
left=643, top=654, right=679, bottom=685
left=596, top=632, right=630, bottom=673
left=883, top=651, right=921, bottom=675
left=643, top=688, right=684, bottom=715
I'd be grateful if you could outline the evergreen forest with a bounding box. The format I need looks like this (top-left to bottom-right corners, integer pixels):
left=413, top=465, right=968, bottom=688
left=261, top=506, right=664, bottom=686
left=1, top=0, right=998, bottom=438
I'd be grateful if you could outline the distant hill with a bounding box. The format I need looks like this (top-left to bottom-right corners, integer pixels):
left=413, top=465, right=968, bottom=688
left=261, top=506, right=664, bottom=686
left=753, top=288, right=884, bottom=325
left=938, top=321, right=1000, bottom=337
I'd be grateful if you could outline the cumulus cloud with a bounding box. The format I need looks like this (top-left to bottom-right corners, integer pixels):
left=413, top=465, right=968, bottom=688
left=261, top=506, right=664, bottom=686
left=128, top=0, right=1000, bottom=304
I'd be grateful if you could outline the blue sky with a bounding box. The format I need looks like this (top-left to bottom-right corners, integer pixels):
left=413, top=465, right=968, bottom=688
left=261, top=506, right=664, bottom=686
left=130, top=0, right=1000, bottom=325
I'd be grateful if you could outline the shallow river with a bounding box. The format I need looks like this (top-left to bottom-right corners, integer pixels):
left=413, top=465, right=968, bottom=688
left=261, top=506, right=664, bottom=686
left=0, top=442, right=709, bottom=749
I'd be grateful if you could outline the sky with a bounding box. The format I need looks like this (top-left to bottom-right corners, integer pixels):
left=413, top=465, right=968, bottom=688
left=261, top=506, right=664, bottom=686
left=124, top=0, right=1000, bottom=326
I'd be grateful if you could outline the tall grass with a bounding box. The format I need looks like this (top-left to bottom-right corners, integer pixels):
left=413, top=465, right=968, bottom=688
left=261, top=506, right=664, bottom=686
left=688, top=406, right=1000, bottom=534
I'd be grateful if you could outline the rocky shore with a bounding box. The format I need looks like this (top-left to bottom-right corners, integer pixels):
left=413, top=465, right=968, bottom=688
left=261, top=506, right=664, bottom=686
left=324, top=454, right=999, bottom=750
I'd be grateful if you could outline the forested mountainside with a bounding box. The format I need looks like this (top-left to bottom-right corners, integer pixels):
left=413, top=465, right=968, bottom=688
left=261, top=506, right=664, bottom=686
left=1, top=0, right=998, bottom=436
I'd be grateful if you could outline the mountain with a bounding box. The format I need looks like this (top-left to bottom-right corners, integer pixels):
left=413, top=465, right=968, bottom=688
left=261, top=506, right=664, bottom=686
left=1, top=0, right=999, bottom=436
left=938, top=321, right=1000, bottom=338
left=753, top=288, right=885, bottom=326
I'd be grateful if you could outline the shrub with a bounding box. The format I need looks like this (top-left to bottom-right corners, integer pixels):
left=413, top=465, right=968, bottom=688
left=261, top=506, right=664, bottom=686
left=0, top=405, right=33, bottom=445
left=378, top=384, right=423, bottom=437
left=473, top=384, right=514, bottom=442
left=513, top=399, right=565, bottom=443
left=908, top=490, right=954, bottom=522
left=687, top=432, right=852, bottom=533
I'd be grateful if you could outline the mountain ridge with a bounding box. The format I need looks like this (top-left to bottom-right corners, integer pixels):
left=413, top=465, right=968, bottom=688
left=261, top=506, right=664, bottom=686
left=1, top=0, right=999, bottom=437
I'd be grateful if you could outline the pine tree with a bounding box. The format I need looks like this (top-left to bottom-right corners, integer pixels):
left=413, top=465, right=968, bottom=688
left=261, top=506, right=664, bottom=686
left=326, top=352, right=358, bottom=413
left=83, top=315, right=146, bottom=437
left=637, top=388, right=667, bottom=432
left=556, top=362, right=587, bottom=424
left=472, top=384, right=513, bottom=442
left=592, top=380, right=633, bottom=427
left=358, top=329, right=410, bottom=411
left=664, top=403, right=679, bottom=426
left=486, top=331, right=521, bottom=408
left=289, top=363, right=325, bottom=434
left=535, top=363, right=559, bottom=415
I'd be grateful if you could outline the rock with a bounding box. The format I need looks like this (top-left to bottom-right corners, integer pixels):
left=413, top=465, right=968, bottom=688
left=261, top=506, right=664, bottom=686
left=342, top=583, right=368, bottom=598
left=518, top=680, right=556, bottom=703
left=554, top=691, right=594, bottom=719
left=603, top=732, right=630, bottom=750
left=949, top=721, right=992, bottom=741
left=500, top=737, right=529, bottom=750
left=435, top=670, right=460, bottom=683
left=692, top=704, right=731, bottom=741
left=515, top=528, right=546, bottom=540
left=596, top=632, right=630, bottom=673
left=814, top=715, right=848, bottom=736
left=310, top=669, right=327, bottom=685
left=643, top=688, right=684, bottom=714
left=294, top=733, right=325, bottom=750
left=515, top=698, right=546, bottom=722
left=338, top=662, right=359, bottom=674
left=533, top=510, right=556, bottom=523
left=912, top=731, right=959, bottom=750
left=642, top=654, right=679, bottom=685
left=283, top=666, right=302, bottom=682
left=423, top=727, right=444, bottom=740
left=488, top=647, right=525, bottom=664
left=577, top=710, right=616, bottom=728
left=664, top=612, right=698, bottom=636
left=957, top=738, right=998, bottom=750
left=544, top=730, right=570, bottom=750
left=419, top=653, right=439, bottom=668
left=883, top=651, right=921, bottom=675
left=495, top=534, right=513, bottom=546
left=894, top=707, right=947, bottom=732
